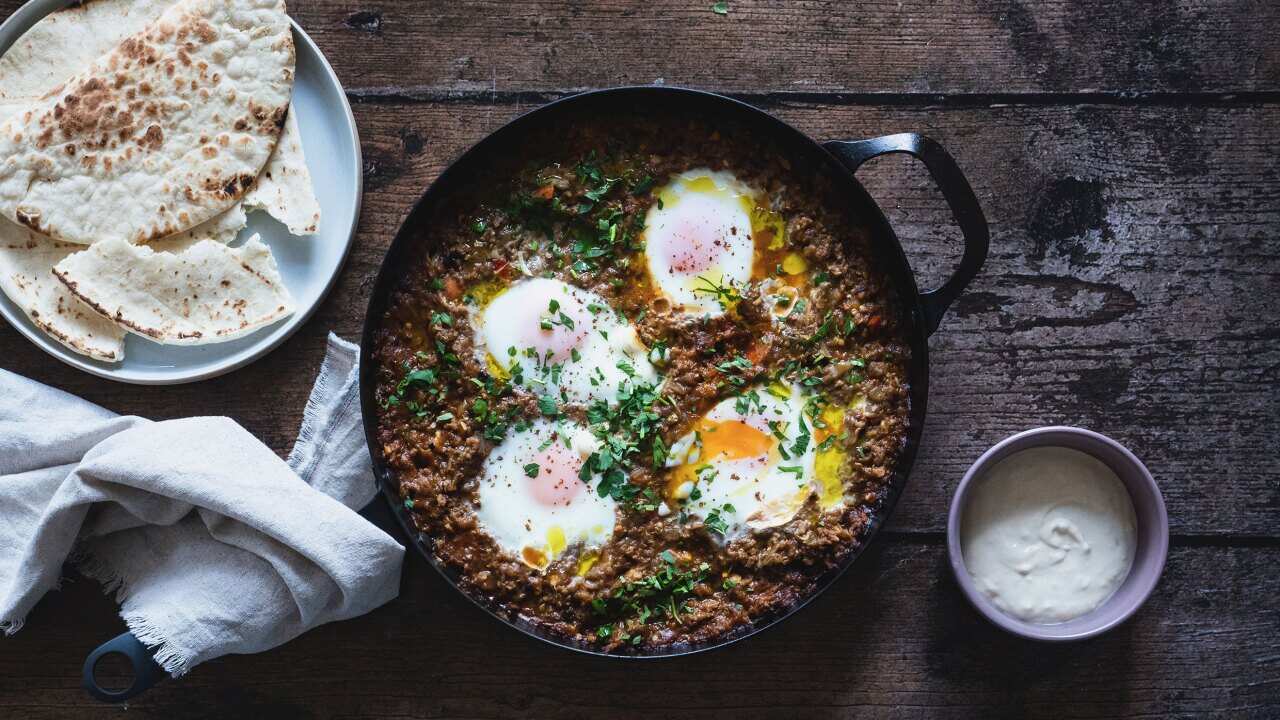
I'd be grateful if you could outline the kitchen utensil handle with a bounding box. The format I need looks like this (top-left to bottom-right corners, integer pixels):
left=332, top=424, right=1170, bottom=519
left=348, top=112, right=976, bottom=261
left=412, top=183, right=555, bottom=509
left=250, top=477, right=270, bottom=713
left=822, top=133, right=989, bottom=336
left=83, top=631, right=166, bottom=703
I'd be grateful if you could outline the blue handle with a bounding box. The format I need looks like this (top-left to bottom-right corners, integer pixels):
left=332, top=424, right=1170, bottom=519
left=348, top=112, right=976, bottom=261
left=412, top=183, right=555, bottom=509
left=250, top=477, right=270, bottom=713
left=82, top=631, right=166, bottom=703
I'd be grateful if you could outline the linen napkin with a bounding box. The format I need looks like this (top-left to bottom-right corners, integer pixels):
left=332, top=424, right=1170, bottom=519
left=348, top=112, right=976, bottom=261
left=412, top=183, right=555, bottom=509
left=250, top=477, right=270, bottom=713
left=0, top=334, right=403, bottom=676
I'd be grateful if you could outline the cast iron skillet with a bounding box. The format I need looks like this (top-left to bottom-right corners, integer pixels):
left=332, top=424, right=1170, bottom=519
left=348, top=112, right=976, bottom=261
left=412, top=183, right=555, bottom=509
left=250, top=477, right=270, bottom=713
left=83, top=86, right=987, bottom=699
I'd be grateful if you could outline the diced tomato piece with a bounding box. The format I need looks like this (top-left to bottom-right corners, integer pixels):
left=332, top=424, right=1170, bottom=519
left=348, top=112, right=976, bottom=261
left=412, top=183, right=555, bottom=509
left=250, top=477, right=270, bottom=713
left=443, top=277, right=463, bottom=299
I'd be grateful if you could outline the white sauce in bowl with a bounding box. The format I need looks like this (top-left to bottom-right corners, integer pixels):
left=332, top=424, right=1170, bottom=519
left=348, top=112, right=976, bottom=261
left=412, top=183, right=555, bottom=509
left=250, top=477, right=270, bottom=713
left=960, top=446, right=1137, bottom=624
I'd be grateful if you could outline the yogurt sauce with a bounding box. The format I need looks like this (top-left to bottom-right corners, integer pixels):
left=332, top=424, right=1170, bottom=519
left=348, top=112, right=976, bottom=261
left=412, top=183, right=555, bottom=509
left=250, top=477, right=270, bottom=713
left=960, top=446, right=1137, bottom=624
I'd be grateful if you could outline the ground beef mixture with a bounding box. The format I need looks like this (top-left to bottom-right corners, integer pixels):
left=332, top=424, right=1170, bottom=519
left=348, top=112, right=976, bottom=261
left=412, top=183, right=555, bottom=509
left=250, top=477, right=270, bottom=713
left=372, top=114, right=911, bottom=652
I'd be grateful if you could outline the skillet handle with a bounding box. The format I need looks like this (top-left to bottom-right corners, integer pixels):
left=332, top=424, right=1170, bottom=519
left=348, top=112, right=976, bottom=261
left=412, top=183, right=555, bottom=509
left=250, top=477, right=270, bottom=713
left=822, top=133, right=988, bottom=336
left=83, top=631, right=166, bottom=703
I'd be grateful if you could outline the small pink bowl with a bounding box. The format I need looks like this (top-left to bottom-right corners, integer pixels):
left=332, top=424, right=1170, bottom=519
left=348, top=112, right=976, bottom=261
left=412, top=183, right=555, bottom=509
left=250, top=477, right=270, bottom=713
left=947, top=426, right=1168, bottom=641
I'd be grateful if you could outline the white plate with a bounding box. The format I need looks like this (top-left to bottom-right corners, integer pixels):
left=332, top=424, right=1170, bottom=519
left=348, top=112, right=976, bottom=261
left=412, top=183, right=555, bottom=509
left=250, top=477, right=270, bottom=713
left=0, top=1, right=361, bottom=384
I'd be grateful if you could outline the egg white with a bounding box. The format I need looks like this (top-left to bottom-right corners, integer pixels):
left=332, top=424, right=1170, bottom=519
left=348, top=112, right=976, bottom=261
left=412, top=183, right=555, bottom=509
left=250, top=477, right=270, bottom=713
left=664, top=383, right=821, bottom=541
left=643, top=169, right=758, bottom=316
left=475, top=277, right=657, bottom=407
left=474, top=419, right=616, bottom=570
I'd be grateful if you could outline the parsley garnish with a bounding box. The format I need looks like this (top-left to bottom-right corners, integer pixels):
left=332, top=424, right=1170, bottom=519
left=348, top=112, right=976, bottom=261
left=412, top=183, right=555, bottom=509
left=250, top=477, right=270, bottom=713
left=715, top=354, right=755, bottom=389
left=579, top=374, right=666, bottom=505
left=791, top=417, right=811, bottom=456
left=538, top=395, right=559, bottom=417
left=523, top=462, right=541, bottom=478
left=692, top=275, right=741, bottom=309
left=592, top=551, right=710, bottom=632
left=704, top=503, right=736, bottom=535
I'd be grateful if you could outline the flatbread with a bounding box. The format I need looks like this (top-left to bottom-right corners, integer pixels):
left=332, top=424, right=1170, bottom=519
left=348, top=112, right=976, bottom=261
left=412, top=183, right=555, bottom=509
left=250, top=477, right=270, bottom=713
left=53, top=234, right=295, bottom=345
left=0, top=0, right=174, bottom=112
left=0, top=0, right=295, bottom=245
left=0, top=221, right=124, bottom=360
left=0, top=0, right=319, bottom=362
left=0, top=0, right=317, bottom=238
left=242, top=108, right=319, bottom=235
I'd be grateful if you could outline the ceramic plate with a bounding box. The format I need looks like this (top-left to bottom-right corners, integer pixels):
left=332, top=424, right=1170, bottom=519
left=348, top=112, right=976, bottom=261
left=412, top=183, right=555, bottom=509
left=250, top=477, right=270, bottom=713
left=0, top=1, right=361, bottom=384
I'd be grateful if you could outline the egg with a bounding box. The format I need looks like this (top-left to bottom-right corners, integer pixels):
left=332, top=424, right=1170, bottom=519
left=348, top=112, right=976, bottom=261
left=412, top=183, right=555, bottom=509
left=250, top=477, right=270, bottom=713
left=475, top=277, right=657, bottom=406
left=643, top=169, right=759, bottom=316
left=474, top=419, right=617, bottom=570
left=664, top=382, right=843, bottom=541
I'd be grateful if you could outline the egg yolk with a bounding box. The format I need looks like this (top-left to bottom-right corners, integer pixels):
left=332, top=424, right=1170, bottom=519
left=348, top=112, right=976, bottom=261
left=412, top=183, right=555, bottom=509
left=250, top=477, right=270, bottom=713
left=527, top=442, right=586, bottom=507
left=522, top=547, right=547, bottom=568
left=655, top=198, right=737, bottom=274
left=546, top=526, right=567, bottom=556
left=667, top=419, right=775, bottom=500
left=813, top=405, right=847, bottom=509
left=469, top=280, right=507, bottom=308
left=576, top=550, right=600, bottom=576
left=781, top=253, right=808, bottom=275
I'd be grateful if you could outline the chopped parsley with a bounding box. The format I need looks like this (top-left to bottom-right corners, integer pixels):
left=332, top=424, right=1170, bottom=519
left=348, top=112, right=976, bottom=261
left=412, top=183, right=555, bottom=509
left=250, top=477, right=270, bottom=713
left=715, top=354, right=755, bottom=389
left=791, top=417, right=811, bottom=456
left=734, top=388, right=763, bottom=416
left=692, top=275, right=741, bottom=309
left=538, top=395, right=559, bottom=417
left=817, top=432, right=847, bottom=452
left=592, top=551, right=710, bottom=631
left=704, top=503, right=736, bottom=535
left=580, top=374, right=666, bottom=505
left=523, top=462, right=541, bottom=478
left=631, top=174, right=656, bottom=195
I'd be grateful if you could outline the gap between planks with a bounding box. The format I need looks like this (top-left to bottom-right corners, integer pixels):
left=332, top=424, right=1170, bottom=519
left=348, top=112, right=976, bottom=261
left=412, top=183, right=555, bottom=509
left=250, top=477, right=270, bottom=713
left=344, top=87, right=1280, bottom=108
left=882, top=531, right=1280, bottom=548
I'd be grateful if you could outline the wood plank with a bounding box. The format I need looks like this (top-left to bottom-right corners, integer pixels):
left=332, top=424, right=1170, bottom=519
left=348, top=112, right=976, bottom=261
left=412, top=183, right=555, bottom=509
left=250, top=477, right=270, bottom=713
left=290, top=0, right=1279, bottom=96
left=1, top=541, right=1275, bottom=718
left=3, top=0, right=1273, bottom=97
left=4, top=100, right=1275, bottom=537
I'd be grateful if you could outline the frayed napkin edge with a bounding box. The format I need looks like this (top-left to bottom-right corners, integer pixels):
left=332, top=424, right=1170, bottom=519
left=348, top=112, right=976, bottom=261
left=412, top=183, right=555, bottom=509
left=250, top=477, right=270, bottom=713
left=77, top=548, right=192, bottom=677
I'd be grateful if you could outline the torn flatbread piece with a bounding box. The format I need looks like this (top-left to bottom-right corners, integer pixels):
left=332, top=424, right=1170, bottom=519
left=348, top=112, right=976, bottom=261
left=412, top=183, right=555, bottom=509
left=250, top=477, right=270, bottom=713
left=53, top=235, right=295, bottom=345
left=243, top=109, right=320, bottom=235
left=0, top=0, right=295, bottom=245
left=0, top=0, right=318, bottom=240
left=0, top=220, right=125, bottom=360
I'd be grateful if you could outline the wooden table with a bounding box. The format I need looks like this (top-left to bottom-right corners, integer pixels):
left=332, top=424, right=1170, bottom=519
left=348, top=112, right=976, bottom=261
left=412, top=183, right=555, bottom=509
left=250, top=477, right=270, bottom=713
left=2, top=1, right=1277, bottom=717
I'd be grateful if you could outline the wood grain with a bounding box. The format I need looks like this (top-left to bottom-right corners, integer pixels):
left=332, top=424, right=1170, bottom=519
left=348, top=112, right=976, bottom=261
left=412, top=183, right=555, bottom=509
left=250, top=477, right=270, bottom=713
left=0, top=0, right=1277, bottom=717
left=5, top=100, right=1275, bottom=537
left=1, top=542, right=1275, bottom=719
left=282, top=0, right=1280, bottom=97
